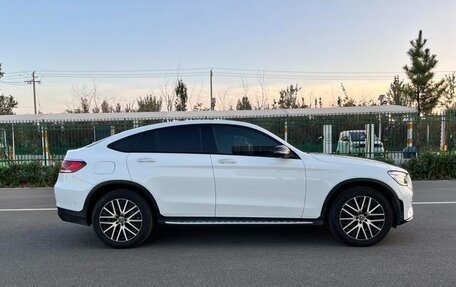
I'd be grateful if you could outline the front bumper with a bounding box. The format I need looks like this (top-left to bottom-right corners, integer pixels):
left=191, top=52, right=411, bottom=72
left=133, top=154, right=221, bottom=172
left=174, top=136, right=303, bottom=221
left=390, top=179, right=414, bottom=225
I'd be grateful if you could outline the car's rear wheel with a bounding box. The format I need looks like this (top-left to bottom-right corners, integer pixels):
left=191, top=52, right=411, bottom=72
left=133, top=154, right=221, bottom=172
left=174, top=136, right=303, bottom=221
left=328, top=186, right=393, bottom=246
left=92, top=189, right=153, bottom=248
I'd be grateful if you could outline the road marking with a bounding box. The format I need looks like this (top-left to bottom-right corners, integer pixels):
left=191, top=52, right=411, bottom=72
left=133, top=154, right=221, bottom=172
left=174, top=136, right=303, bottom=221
left=0, top=208, right=57, bottom=212
left=413, top=201, right=456, bottom=205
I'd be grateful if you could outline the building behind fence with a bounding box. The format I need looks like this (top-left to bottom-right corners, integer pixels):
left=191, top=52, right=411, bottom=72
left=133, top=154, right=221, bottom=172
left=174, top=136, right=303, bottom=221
left=0, top=105, right=454, bottom=166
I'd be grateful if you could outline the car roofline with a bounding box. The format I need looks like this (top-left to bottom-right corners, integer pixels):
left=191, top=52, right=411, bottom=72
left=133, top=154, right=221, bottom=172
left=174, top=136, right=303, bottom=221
left=92, top=119, right=303, bottom=155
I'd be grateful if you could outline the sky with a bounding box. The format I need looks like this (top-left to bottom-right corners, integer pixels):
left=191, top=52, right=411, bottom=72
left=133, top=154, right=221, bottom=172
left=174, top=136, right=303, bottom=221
left=0, top=0, right=455, bottom=114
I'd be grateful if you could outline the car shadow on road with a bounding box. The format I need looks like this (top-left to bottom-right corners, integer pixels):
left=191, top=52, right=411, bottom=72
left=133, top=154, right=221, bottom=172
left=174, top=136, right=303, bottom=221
left=58, top=222, right=409, bottom=249
left=144, top=224, right=338, bottom=247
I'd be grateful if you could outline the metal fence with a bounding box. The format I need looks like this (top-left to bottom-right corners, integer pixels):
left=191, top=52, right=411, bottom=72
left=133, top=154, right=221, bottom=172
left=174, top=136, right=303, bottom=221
left=0, top=108, right=454, bottom=166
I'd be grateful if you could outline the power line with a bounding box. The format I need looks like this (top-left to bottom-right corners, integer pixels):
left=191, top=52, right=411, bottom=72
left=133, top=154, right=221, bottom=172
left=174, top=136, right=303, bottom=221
left=23, top=67, right=456, bottom=74
left=36, top=68, right=210, bottom=73
left=39, top=73, right=208, bottom=79
left=0, top=81, right=27, bottom=86
left=212, top=67, right=454, bottom=74
left=4, top=67, right=454, bottom=75
left=2, top=71, right=32, bottom=75
left=216, top=71, right=394, bottom=79
left=20, top=68, right=453, bottom=81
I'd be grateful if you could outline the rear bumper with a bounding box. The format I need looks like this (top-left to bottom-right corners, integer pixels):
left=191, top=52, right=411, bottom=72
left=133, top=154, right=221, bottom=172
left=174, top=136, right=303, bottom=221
left=57, top=207, right=89, bottom=226
left=54, top=173, right=95, bottom=212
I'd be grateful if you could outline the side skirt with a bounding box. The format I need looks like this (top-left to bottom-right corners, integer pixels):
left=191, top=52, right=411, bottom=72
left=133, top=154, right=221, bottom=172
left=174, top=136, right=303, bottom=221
left=159, top=217, right=324, bottom=225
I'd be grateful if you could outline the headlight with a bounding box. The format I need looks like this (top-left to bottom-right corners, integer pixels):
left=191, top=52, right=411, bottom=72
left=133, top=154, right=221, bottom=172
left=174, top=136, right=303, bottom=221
left=388, top=170, right=412, bottom=189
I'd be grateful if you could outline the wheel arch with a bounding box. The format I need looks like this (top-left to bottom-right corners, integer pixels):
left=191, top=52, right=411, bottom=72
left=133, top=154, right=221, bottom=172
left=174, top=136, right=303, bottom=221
left=320, top=178, right=403, bottom=227
left=83, top=180, right=161, bottom=225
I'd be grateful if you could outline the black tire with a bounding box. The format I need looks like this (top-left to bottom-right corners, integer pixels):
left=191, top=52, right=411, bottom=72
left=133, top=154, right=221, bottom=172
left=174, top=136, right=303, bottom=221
left=92, top=189, right=153, bottom=248
left=328, top=186, right=393, bottom=247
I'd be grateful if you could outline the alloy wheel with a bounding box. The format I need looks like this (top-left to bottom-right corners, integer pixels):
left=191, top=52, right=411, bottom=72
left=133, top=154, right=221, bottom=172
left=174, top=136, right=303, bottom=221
left=99, top=198, right=143, bottom=242
left=339, top=196, right=385, bottom=241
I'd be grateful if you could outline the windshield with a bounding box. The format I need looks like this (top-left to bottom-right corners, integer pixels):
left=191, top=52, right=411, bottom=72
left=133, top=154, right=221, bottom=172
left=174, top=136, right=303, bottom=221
left=349, top=131, right=378, bottom=141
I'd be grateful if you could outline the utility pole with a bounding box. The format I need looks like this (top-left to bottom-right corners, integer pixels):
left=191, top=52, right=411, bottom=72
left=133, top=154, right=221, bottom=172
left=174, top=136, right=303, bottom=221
left=25, top=71, right=41, bottom=114
left=210, top=69, right=214, bottom=110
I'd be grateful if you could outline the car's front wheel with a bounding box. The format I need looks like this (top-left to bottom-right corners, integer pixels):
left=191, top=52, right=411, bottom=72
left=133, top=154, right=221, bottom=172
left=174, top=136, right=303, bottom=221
left=92, top=189, right=153, bottom=248
left=328, top=187, right=393, bottom=246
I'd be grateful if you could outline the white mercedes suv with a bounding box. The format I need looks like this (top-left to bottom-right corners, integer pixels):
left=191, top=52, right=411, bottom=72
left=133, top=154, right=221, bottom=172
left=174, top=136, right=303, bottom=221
left=54, top=120, right=413, bottom=248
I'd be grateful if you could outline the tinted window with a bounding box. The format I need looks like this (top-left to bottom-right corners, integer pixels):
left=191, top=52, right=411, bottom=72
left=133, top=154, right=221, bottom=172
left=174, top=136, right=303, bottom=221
left=156, top=125, right=202, bottom=153
left=212, top=125, right=280, bottom=157
left=201, top=125, right=218, bottom=153
left=349, top=131, right=378, bottom=141
left=109, top=125, right=203, bottom=153
left=135, top=130, right=157, bottom=152
left=108, top=133, right=142, bottom=152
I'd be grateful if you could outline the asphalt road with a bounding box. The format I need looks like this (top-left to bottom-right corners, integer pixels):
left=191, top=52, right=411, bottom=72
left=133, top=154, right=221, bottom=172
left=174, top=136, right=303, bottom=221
left=1, top=181, right=455, bottom=287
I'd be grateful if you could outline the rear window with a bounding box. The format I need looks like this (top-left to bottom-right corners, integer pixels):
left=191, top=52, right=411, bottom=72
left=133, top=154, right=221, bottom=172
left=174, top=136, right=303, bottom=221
left=108, top=125, right=203, bottom=153
left=108, top=133, right=142, bottom=152
left=156, top=125, right=201, bottom=153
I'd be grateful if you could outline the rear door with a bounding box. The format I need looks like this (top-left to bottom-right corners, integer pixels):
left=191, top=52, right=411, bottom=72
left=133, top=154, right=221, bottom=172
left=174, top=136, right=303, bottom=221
left=210, top=124, right=306, bottom=218
left=123, top=124, right=215, bottom=217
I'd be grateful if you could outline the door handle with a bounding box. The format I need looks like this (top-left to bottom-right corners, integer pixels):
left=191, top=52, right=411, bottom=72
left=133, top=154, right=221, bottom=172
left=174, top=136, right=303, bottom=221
left=136, top=157, right=156, bottom=163
left=218, top=158, right=237, bottom=164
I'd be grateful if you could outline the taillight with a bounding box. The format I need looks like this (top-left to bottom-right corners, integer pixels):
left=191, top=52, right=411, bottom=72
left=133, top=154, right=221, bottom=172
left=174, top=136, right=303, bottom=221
left=60, top=160, right=87, bottom=173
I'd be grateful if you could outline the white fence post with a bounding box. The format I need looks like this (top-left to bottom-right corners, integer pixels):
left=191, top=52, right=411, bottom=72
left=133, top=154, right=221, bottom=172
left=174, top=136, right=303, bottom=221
left=323, top=125, right=332, bottom=154
left=284, top=120, right=288, bottom=142
left=11, top=124, right=15, bottom=161
left=440, top=115, right=446, bottom=151
left=365, top=124, right=375, bottom=158
left=407, top=121, right=413, bottom=148
left=41, top=126, right=50, bottom=166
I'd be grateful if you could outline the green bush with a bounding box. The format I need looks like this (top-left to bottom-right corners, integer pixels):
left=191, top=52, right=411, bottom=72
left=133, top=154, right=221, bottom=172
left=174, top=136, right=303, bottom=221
left=404, top=152, right=456, bottom=180
left=373, top=155, right=395, bottom=165
left=0, top=162, right=60, bottom=187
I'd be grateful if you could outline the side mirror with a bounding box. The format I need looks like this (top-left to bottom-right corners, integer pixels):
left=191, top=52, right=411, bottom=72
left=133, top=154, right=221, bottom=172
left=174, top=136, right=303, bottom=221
left=273, top=145, right=290, bottom=157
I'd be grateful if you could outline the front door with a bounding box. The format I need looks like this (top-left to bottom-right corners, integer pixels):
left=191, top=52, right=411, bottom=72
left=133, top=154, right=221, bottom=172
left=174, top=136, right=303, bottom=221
left=210, top=124, right=306, bottom=218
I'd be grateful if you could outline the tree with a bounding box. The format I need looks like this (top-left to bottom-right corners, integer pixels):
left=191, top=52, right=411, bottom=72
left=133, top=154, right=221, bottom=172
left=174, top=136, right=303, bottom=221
left=0, top=65, right=18, bottom=115
left=441, top=72, right=456, bottom=110
left=160, top=81, right=174, bottom=112
left=357, top=99, right=377, bottom=106
left=254, top=70, right=268, bottom=109
left=0, top=94, right=18, bottom=115
left=236, top=96, right=252, bottom=110
left=217, top=88, right=232, bottom=111
left=336, top=95, right=356, bottom=107
left=67, top=96, right=90, bottom=113
left=174, top=79, right=188, bottom=111
left=137, top=95, right=162, bottom=112
left=100, top=100, right=112, bottom=113
left=115, top=103, right=122, bottom=113
left=66, top=83, right=98, bottom=113
left=192, top=102, right=210, bottom=111
left=275, top=84, right=301, bottom=109
left=386, top=76, right=408, bottom=106
left=336, top=83, right=357, bottom=107
left=124, top=103, right=135, bottom=112
left=403, top=30, right=446, bottom=115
